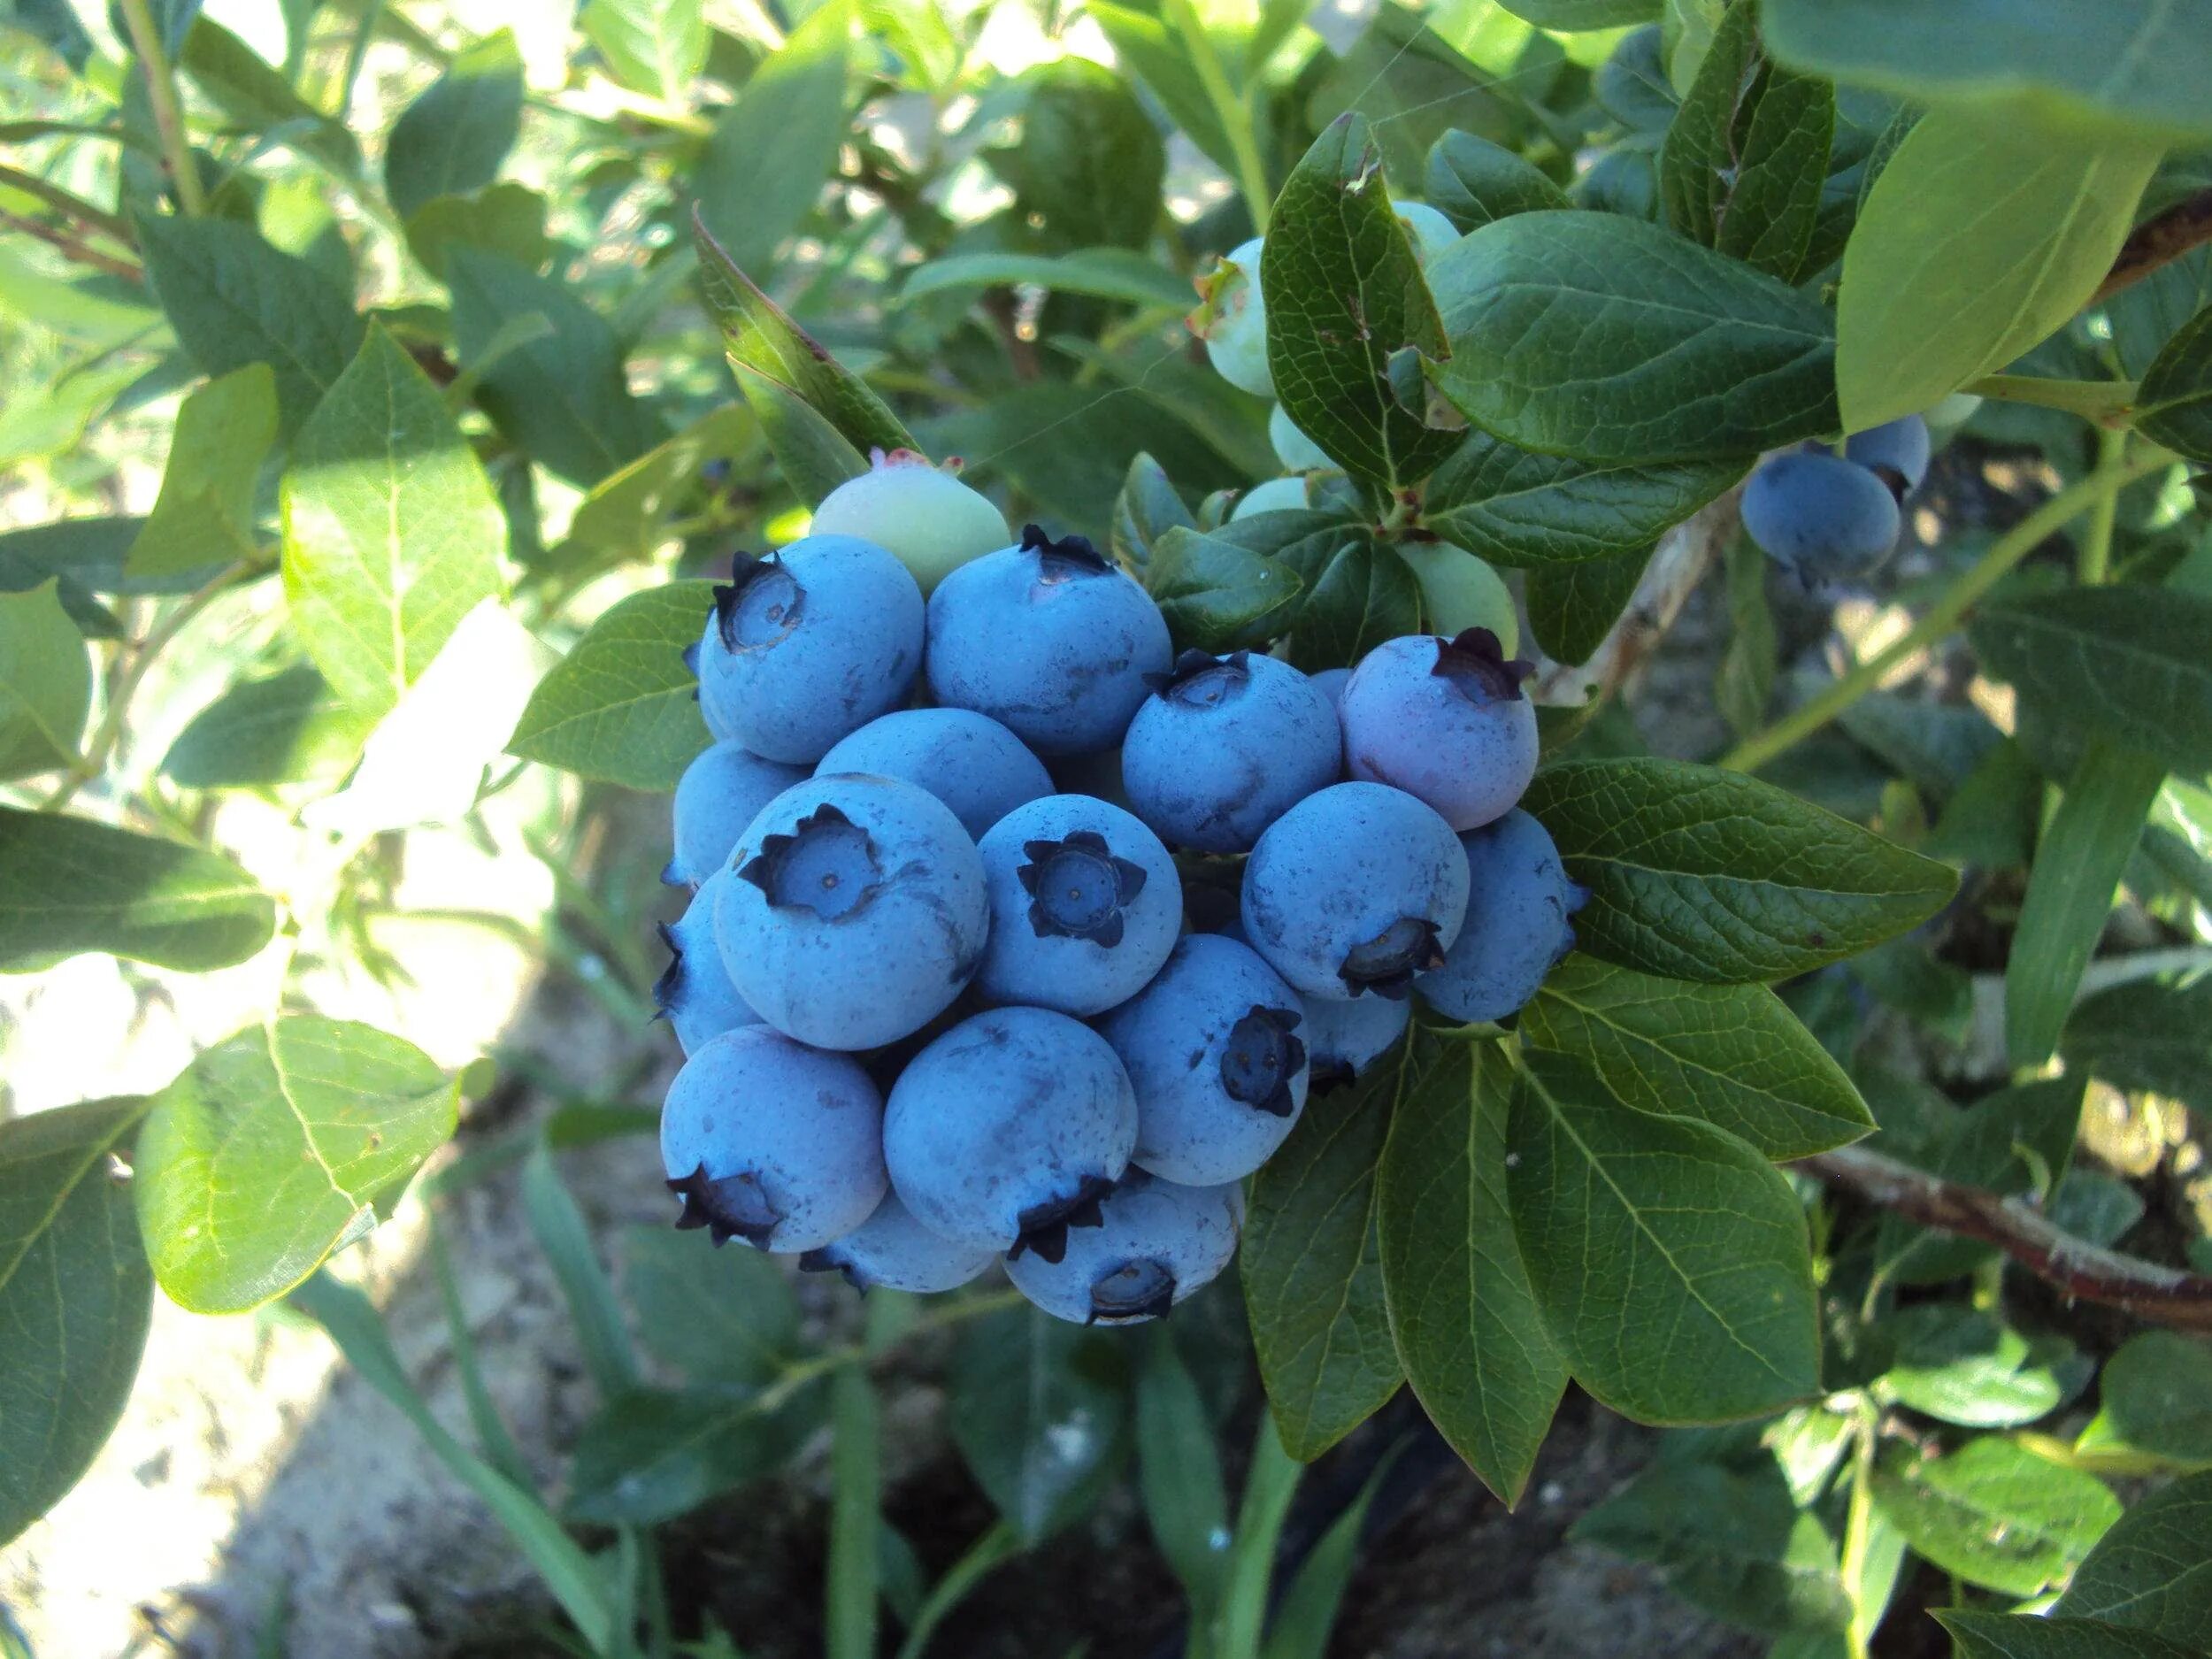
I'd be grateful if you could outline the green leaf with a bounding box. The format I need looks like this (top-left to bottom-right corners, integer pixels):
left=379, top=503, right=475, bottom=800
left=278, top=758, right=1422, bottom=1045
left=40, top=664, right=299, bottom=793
left=0, top=807, right=274, bottom=972
left=1420, top=430, right=1743, bottom=568
left=1936, top=1612, right=2206, bottom=1659
left=2096, top=1333, right=2212, bottom=1463
left=403, top=182, right=552, bottom=281
left=0, top=1097, right=155, bottom=1550
left=1763, top=0, right=2212, bottom=145
left=127, top=363, right=275, bottom=578
left=694, top=1, right=851, bottom=276
left=505, top=581, right=712, bottom=789
left=0, top=580, right=89, bottom=779
left=1425, top=129, right=1571, bottom=228
left=1135, top=1330, right=1230, bottom=1616
left=1086, top=2, right=1236, bottom=177
left=447, top=248, right=657, bottom=488
left=1871, top=1437, right=2118, bottom=1598
left=1508, top=1048, right=1822, bottom=1424
left=827, top=1363, right=879, bottom=1659
left=0, top=516, right=219, bottom=609
left=1519, top=955, right=1875, bottom=1160
left=134, top=1018, right=458, bottom=1313
left=1428, top=210, right=1838, bottom=463
left=2062, top=973, right=2212, bottom=1115
left=581, top=0, right=707, bottom=103
left=136, top=213, right=364, bottom=436
left=1833, top=109, right=2160, bottom=432
left=946, top=1303, right=1129, bottom=1543
left=1259, top=520, right=1425, bottom=672
left=565, top=1382, right=824, bottom=1525
left=1525, top=543, right=1649, bottom=664
left=1521, top=757, right=1958, bottom=982
left=898, top=249, right=1194, bottom=311
left=2134, top=305, right=2212, bottom=464
left=519, top=1142, right=636, bottom=1399
left=695, top=211, right=915, bottom=496
left=1263, top=113, right=1461, bottom=492
left=2004, top=745, right=2166, bottom=1068
left=178, top=18, right=359, bottom=176
left=384, top=29, right=524, bottom=221
left=1110, top=452, right=1196, bottom=571
left=1571, top=1460, right=1851, bottom=1634
left=1001, top=58, right=1165, bottom=251
left=1493, top=0, right=1655, bottom=26
left=1379, top=1036, right=1565, bottom=1503
left=1144, top=526, right=1305, bottom=653
left=160, top=663, right=377, bottom=789
left=1594, top=25, right=1678, bottom=132
left=1971, top=587, right=2212, bottom=778
left=1659, top=0, right=1834, bottom=281
left=1307, top=5, right=1509, bottom=195
left=1875, top=1304, right=2088, bottom=1429
left=2055, top=1470, right=2212, bottom=1640
left=563, top=405, right=758, bottom=571
left=1717, top=528, right=1777, bottom=737
left=279, top=326, right=506, bottom=718
left=1240, top=1039, right=1405, bottom=1463
left=621, top=1224, right=802, bottom=1389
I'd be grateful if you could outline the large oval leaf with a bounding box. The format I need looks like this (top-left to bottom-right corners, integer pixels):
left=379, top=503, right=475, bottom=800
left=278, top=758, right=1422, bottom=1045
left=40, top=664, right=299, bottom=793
left=2055, top=1471, right=2212, bottom=1640
left=0, top=580, right=90, bottom=779
left=0, top=808, right=275, bottom=973
left=1872, top=1437, right=2118, bottom=1598
left=1378, top=1035, right=1565, bottom=1503
left=134, top=1018, right=460, bottom=1313
left=2135, top=305, right=2212, bottom=465
left=1427, top=210, right=1838, bottom=463
left=1420, top=430, right=1744, bottom=568
left=0, top=1096, right=154, bottom=1548
left=1937, top=1613, right=2204, bottom=1659
left=1522, top=757, right=1958, bottom=981
left=507, top=582, right=714, bottom=790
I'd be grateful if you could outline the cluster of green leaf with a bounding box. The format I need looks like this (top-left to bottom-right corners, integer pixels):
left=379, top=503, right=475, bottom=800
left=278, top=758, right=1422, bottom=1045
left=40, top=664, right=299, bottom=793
left=4, top=0, right=2212, bottom=1654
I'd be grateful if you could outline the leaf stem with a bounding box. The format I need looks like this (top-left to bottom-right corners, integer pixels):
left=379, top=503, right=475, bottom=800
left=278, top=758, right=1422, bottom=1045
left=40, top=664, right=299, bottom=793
left=1164, top=0, right=1271, bottom=234
left=1717, top=448, right=2174, bottom=774
left=1964, top=373, right=2137, bottom=423
left=2078, top=426, right=2128, bottom=585
left=0, top=209, right=143, bottom=282
left=118, top=0, right=205, bottom=217
left=1838, top=1398, right=1879, bottom=1659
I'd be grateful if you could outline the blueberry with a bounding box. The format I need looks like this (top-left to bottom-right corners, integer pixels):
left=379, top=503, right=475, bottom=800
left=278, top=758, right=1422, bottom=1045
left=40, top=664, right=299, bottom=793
left=1231, top=476, right=1313, bottom=520
left=1307, top=665, right=1350, bottom=711
left=799, top=1189, right=998, bottom=1293
left=1004, top=1170, right=1242, bottom=1326
left=926, top=525, right=1171, bottom=756
left=1100, top=933, right=1310, bottom=1185
left=1417, top=809, right=1589, bottom=1023
left=1241, top=780, right=1470, bottom=1000
left=1340, top=629, right=1540, bottom=831
left=1395, top=201, right=1460, bottom=263
left=883, top=1006, right=1138, bottom=1257
left=808, top=448, right=1012, bottom=595
left=1121, top=650, right=1340, bottom=853
left=1740, top=451, right=1901, bottom=582
left=1199, top=236, right=1271, bottom=397
left=655, top=868, right=762, bottom=1056
left=667, top=741, right=806, bottom=889
left=661, top=1025, right=886, bottom=1252
left=695, top=535, right=925, bottom=764
left=816, top=707, right=1052, bottom=840
left=974, top=794, right=1181, bottom=1015
left=715, top=774, right=987, bottom=1049
left=1842, top=415, right=1931, bottom=495
left=1269, top=404, right=1335, bottom=472
left=1396, top=544, right=1519, bottom=657
left=1299, top=992, right=1410, bottom=1091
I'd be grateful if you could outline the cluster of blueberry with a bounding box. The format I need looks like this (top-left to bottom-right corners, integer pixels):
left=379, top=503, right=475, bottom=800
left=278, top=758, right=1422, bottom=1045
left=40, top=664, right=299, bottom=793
left=1740, top=412, right=1933, bottom=582
left=652, top=450, right=1586, bottom=1328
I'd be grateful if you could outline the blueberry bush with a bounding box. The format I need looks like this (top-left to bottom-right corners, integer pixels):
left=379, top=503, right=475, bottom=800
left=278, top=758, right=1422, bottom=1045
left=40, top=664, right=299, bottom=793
left=4, top=0, right=2212, bottom=1655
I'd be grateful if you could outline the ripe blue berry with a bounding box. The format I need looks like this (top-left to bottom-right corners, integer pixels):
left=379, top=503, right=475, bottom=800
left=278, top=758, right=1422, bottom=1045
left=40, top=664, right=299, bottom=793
left=1121, top=650, right=1340, bottom=853
left=694, top=535, right=925, bottom=764
left=661, top=1025, right=886, bottom=1252
left=1200, top=236, right=1271, bottom=397
left=1004, top=1171, right=1242, bottom=1325
left=808, top=449, right=1011, bottom=595
left=1340, top=629, right=1540, bottom=831
left=926, top=526, right=1171, bottom=757
left=1843, top=414, right=1931, bottom=494
left=799, top=1189, right=998, bottom=1293
left=1418, top=809, right=1589, bottom=1023
left=667, top=741, right=805, bottom=889
left=815, top=707, right=1052, bottom=840
left=974, top=794, right=1181, bottom=1015
left=1241, top=781, right=1470, bottom=1000
left=1299, top=992, right=1410, bottom=1090
left=1307, top=665, right=1350, bottom=710
left=1269, top=404, right=1335, bottom=472
left=1100, top=933, right=1310, bottom=1185
left=655, top=868, right=761, bottom=1056
left=883, top=1006, right=1138, bottom=1257
left=1740, top=451, right=1901, bottom=582
left=714, top=774, right=987, bottom=1049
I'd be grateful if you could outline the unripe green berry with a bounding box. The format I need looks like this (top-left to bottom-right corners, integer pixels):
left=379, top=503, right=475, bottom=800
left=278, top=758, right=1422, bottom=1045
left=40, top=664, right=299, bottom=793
left=1397, top=543, right=1518, bottom=656
left=810, top=449, right=1011, bottom=595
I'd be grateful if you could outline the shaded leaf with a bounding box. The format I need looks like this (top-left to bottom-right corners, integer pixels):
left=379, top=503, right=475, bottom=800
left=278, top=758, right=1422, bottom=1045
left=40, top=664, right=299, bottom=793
left=2055, top=1470, right=2212, bottom=1640
left=2062, top=973, right=2212, bottom=1115
left=160, top=663, right=376, bottom=788
left=385, top=28, right=523, bottom=219
left=1421, top=430, right=1743, bottom=568
left=946, top=1303, right=1129, bottom=1543
left=1525, top=544, right=1648, bottom=665
left=694, top=1, right=851, bottom=275
left=0, top=580, right=89, bottom=779
left=506, top=582, right=714, bottom=790
left=1871, top=1437, right=2118, bottom=1598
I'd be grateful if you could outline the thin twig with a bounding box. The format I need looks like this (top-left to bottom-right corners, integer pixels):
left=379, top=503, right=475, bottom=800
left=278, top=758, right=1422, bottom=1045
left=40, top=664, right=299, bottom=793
left=1795, top=1144, right=2212, bottom=1334
left=0, top=210, right=143, bottom=281
left=0, top=163, right=137, bottom=244
left=117, top=0, right=205, bottom=216
left=2093, top=188, right=2212, bottom=306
